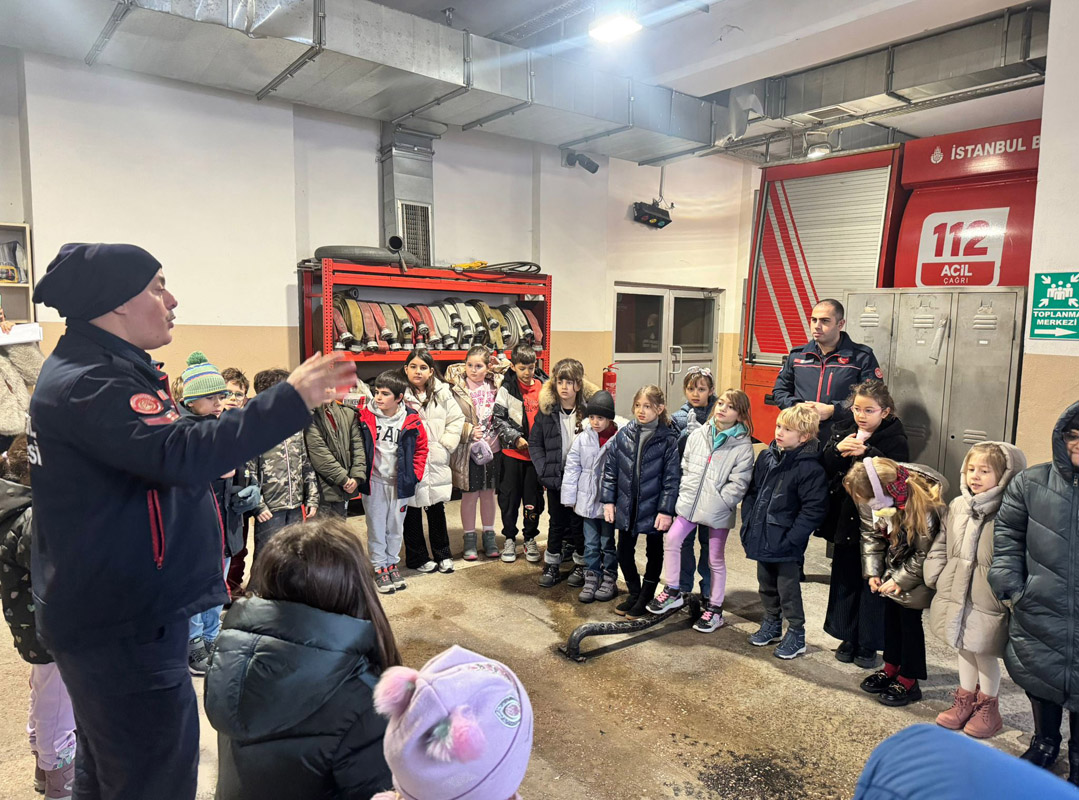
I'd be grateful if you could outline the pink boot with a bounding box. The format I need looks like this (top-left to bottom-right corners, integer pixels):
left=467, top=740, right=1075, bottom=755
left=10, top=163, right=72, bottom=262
left=964, top=691, right=1004, bottom=739
left=936, top=686, right=978, bottom=730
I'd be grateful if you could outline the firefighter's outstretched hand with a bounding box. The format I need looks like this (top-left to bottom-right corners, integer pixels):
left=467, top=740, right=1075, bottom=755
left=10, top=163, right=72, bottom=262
left=288, top=353, right=356, bottom=410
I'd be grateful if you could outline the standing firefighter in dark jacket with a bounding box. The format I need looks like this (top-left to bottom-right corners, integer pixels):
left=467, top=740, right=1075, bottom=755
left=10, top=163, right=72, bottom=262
left=771, top=299, right=881, bottom=443
left=989, top=400, right=1079, bottom=783
left=27, top=243, right=355, bottom=800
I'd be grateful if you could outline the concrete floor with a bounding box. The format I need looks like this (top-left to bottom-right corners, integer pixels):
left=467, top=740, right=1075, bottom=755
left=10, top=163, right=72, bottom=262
left=0, top=506, right=1058, bottom=800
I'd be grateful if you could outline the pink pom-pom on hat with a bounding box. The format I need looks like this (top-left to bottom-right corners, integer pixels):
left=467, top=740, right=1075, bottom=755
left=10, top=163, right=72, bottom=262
left=374, top=645, right=533, bottom=800
left=373, top=666, right=420, bottom=718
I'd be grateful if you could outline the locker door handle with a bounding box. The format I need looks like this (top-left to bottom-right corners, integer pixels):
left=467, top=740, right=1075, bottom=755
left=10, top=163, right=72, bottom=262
left=929, top=318, right=949, bottom=364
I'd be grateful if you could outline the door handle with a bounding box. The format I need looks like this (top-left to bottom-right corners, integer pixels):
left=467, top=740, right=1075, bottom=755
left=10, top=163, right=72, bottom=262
left=669, top=345, right=683, bottom=384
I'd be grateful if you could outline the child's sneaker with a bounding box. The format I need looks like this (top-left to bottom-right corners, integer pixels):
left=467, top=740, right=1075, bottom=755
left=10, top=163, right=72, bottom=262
left=538, top=563, right=561, bottom=588
left=389, top=565, right=406, bottom=590
left=594, top=571, right=618, bottom=602
left=646, top=586, right=684, bottom=615
left=693, top=603, right=725, bottom=633
left=773, top=628, right=807, bottom=659
left=415, top=561, right=437, bottom=574
left=188, top=637, right=210, bottom=676
left=749, top=617, right=782, bottom=646
left=566, top=564, right=586, bottom=587
left=43, top=761, right=74, bottom=800
left=437, top=558, right=454, bottom=573
left=375, top=568, right=395, bottom=594
left=462, top=531, right=478, bottom=561
left=523, top=538, right=542, bottom=562
left=579, top=570, right=599, bottom=603
left=483, top=530, right=499, bottom=558
left=501, top=538, right=518, bottom=562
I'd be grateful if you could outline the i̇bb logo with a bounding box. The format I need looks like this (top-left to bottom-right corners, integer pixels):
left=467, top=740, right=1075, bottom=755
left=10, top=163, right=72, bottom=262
left=915, top=207, right=1010, bottom=287
left=930, top=147, right=944, bottom=165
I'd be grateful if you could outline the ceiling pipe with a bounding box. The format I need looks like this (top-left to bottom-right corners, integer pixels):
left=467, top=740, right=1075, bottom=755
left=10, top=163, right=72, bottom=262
left=256, top=0, right=326, bottom=101
left=84, top=0, right=134, bottom=66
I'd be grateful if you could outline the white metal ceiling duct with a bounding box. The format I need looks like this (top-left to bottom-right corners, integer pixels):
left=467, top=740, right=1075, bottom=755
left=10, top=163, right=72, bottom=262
left=0, top=0, right=732, bottom=166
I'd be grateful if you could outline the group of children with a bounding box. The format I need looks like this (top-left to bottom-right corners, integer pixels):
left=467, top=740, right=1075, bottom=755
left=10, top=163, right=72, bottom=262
left=7, top=335, right=1079, bottom=796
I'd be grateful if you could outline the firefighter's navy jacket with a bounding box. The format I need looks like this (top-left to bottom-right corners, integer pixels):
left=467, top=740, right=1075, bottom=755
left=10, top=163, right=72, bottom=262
left=28, top=321, right=311, bottom=650
left=771, top=332, right=881, bottom=436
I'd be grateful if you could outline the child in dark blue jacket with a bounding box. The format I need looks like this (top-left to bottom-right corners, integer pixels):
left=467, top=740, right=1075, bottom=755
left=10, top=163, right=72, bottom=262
left=741, top=405, right=828, bottom=659
left=600, top=384, right=681, bottom=620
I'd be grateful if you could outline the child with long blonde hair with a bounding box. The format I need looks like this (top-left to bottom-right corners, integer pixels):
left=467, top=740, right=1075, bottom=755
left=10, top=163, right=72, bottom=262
left=599, top=385, right=681, bottom=619
left=846, top=456, right=945, bottom=706
left=925, top=441, right=1025, bottom=738
left=647, top=389, right=755, bottom=632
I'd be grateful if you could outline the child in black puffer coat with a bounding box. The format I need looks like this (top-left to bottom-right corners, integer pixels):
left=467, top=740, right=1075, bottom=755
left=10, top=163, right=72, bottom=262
left=205, top=518, right=397, bottom=800
left=600, top=384, right=681, bottom=619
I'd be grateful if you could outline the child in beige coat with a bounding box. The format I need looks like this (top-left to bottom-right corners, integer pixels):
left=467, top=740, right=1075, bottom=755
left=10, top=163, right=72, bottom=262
left=925, top=441, right=1027, bottom=738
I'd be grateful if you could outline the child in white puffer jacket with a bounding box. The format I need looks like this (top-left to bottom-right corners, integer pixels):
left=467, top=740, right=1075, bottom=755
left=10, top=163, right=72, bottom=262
left=647, top=389, right=755, bottom=632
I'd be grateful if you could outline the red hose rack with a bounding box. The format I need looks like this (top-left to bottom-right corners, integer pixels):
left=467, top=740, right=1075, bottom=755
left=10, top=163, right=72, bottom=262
left=298, top=259, right=552, bottom=368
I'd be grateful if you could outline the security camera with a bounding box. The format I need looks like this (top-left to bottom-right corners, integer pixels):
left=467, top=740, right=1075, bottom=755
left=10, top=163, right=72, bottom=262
left=561, top=150, right=600, bottom=174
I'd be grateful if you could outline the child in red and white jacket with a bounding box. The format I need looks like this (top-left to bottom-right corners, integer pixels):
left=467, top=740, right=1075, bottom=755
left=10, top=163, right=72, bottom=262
left=356, top=370, right=428, bottom=596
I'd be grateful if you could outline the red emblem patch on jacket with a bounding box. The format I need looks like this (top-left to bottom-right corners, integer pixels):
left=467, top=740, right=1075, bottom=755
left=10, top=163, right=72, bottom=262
left=875, top=367, right=883, bottom=379
left=837, top=357, right=850, bottom=365
left=130, top=393, right=165, bottom=415
left=140, top=410, right=180, bottom=426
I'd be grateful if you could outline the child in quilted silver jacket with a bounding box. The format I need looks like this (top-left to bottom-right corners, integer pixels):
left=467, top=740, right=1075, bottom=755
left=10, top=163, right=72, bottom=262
left=647, top=389, right=755, bottom=632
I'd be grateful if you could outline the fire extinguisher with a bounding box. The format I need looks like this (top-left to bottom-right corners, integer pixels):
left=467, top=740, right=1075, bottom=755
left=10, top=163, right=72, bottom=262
left=602, top=363, right=619, bottom=401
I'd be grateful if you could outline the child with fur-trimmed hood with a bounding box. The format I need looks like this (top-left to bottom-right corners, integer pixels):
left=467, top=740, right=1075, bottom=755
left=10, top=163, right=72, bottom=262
left=925, top=441, right=1025, bottom=740
left=527, top=358, right=599, bottom=589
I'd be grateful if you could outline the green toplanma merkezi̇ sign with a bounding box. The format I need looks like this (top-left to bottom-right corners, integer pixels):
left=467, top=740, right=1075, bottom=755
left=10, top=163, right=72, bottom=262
left=1030, top=271, right=1079, bottom=340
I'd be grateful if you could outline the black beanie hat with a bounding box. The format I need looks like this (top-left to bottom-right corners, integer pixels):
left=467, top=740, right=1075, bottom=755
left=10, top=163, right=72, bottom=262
left=585, top=389, right=616, bottom=420
left=33, top=243, right=162, bottom=321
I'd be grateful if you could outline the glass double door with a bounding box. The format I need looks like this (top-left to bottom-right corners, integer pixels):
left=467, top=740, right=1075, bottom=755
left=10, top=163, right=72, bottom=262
left=612, top=286, right=721, bottom=418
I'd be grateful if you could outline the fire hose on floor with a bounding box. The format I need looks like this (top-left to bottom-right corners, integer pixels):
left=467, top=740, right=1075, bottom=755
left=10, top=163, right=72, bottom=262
left=559, top=594, right=703, bottom=663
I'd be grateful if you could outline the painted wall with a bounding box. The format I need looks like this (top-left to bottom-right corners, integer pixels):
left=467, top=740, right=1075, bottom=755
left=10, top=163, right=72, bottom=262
left=14, top=50, right=755, bottom=390
left=1017, top=0, right=1079, bottom=463
left=0, top=47, right=25, bottom=223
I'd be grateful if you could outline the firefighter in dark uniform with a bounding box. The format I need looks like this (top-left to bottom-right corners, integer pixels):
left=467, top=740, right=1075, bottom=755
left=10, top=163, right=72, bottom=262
left=771, top=298, right=882, bottom=442
left=28, top=243, right=355, bottom=800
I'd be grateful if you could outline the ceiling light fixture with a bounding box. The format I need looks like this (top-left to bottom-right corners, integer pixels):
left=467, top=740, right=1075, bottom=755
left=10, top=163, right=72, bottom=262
left=589, top=1, right=642, bottom=42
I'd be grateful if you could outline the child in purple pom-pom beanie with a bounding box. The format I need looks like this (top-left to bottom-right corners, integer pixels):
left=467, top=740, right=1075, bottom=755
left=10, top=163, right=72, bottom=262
left=372, top=645, right=533, bottom=800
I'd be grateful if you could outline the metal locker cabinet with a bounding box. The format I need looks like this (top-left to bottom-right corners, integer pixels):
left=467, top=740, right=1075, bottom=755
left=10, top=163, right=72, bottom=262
left=940, top=290, right=1023, bottom=490
left=890, top=293, right=953, bottom=467
left=845, top=292, right=896, bottom=384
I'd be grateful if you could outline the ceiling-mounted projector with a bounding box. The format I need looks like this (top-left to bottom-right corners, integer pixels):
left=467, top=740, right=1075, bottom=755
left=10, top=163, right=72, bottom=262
left=632, top=201, right=672, bottom=228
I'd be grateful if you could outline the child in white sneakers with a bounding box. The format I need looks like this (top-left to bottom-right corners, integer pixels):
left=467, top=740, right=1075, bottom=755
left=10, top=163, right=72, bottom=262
left=647, top=389, right=755, bottom=631
left=925, top=442, right=1025, bottom=738
left=357, top=370, right=429, bottom=594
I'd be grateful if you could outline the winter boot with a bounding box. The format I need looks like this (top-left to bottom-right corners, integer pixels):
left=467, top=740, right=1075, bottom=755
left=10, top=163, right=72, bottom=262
left=462, top=532, right=478, bottom=561
left=773, top=627, right=807, bottom=659
left=594, top=571, right=618, bottom=602
left=1021, top=695, right=1062, bottom=769
left=188, top=636, right=210, bottom=677
left=749, top=617, right=783, bottom=647
left=625, top=579, right=658, bottom=620
left=936, top=686, right=978, bottom=730
left=43, top=761, right=74, bottom=800
left=579, top=570, right=599, bottom=603
left=483, top=530, right=499, bottom=558
left=963, top=691, right=1003, bottom=739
